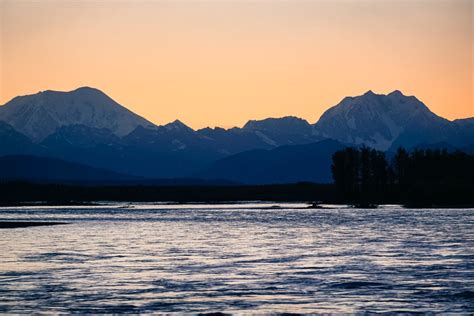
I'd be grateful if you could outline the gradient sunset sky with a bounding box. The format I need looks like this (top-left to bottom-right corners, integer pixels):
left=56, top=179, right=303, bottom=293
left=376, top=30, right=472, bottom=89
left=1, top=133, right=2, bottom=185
left=1, top=0, right=472, bottom=129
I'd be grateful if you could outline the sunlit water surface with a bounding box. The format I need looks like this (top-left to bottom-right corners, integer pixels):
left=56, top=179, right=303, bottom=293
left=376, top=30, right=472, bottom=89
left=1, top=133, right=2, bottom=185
left=1, top=203, right=473, bottom=314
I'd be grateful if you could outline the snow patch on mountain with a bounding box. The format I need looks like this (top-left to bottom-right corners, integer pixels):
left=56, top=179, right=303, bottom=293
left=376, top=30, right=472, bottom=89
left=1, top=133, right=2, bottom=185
left=171, top=139, right=187, bottom=150
left=255, top=131, right=277, bottom=146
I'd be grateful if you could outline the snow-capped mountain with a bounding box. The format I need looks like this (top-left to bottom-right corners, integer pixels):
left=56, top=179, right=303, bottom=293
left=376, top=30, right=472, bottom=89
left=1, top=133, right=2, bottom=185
left=0, top=87, right=155, bottom=142
left=313, top=90, right=454, bottom=150
left=0, top=86, right=472, bottom=181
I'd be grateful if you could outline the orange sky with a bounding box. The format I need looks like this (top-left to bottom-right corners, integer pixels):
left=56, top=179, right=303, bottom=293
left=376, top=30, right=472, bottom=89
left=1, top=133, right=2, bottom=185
left=1, top=0, right=472, bottom=129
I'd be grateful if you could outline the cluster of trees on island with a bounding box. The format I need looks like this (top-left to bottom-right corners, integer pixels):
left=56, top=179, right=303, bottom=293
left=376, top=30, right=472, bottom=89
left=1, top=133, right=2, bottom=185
left=331, top=147, right=474, bottom=207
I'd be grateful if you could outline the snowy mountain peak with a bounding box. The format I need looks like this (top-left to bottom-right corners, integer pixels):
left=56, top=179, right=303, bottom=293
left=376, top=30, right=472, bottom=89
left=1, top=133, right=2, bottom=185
left=314, top=90, right=449, bottom=150
left=0, top=87, right=156, bottom=142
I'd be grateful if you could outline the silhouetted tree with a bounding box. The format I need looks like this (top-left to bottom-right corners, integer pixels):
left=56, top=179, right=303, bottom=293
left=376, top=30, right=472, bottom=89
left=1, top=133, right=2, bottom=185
left=331, top=147, right=359, bottom=202
left=332, top=146, right=388, bottom=205
left=332, top=146, right=474, bottom=207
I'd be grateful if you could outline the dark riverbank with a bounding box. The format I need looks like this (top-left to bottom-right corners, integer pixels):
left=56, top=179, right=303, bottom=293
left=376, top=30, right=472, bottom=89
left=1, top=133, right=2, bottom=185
left=2, top=181, right=474, bottom=208
left=0, top=221, right=68, bottom=229
left=0, top=181, right=338, bottom=205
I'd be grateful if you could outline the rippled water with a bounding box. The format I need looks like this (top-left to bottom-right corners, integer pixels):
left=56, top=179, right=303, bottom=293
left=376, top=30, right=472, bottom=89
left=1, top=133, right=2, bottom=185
left=1, top=203, right=473, bottom=313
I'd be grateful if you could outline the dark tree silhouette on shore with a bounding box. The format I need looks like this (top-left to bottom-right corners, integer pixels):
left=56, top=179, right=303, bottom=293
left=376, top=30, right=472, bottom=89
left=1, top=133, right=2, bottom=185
left=332, top=147, right=474, bottom=207
left=331, top=147, right=390, bottom=206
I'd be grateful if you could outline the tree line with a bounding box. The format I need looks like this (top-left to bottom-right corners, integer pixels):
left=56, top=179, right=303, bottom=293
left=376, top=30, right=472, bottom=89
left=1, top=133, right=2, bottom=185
left=0, top=182, right=338, bottom=205
left=331, top=147, right=474, bottom=207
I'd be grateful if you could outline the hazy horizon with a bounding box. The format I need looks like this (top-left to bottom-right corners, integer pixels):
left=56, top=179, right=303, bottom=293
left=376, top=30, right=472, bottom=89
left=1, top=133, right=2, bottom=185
left=1, top=0, right=472, bottom=129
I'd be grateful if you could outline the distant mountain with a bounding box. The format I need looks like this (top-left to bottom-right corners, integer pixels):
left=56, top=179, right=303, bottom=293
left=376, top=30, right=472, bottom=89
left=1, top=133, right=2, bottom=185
left=0, top=122, right=42, bottom=156
left=163, top=119, right=195, bottom=133
left=42, top=124, right=122, bottom=149
left=242, top=116, right=318, bottom=146
left=37, top=124, right=208, bottom=178
left=451, top=118, right=474, bottom=147
left=0, top=155, right=138, bottom=183
left=199, top=139, right=345, bottom=184
left=196, top=127, right=276, bottom=155
left=313, top=90, right=456, bottom=150
left=0, top=87, right=155, bottom=141
left=1, top=86, right=472, bottom=183
left=123, top=117, right=317, bottom=159
left=39, top=124, right=132, bottom=175
left=0, top=155, right=238, bottom=186
left=244, top=116, right=313, bottom=134
left=453, top=117, right=474, bottom=127
left=124, top=121, right=202, bottom=153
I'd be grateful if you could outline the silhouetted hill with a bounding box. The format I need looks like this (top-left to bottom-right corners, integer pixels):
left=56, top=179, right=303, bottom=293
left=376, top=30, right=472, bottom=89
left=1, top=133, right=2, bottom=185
left=0, top=122, right=40, bottom=156
left=0, top=155, right=138, bottom=183
left=0, top=155, right=239, bottom=186
left=199, top=139, right=345, bottom=184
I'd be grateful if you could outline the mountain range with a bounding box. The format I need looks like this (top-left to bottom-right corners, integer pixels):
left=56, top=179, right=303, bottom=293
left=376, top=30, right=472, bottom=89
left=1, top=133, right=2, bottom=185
left=1, top=87, right=472, bottom=184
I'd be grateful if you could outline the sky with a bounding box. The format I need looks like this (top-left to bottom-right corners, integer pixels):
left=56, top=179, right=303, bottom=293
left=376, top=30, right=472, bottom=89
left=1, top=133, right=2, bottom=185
left=0, top=0, right=472, bottom=129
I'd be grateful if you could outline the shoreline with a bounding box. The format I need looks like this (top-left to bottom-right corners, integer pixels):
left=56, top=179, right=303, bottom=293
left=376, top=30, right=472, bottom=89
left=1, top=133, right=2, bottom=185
left=2, top=182, right=473, bottom=208
left=1, top=201, right=474, bottom=209
left=0, top=221, right=68, bottom=229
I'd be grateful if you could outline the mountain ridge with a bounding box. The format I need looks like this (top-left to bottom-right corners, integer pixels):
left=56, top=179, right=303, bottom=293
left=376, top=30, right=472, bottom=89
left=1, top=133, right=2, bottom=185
left=2, top=87, right=471, bottom=137
left=1, top=87, right=473, bottom=182
left=198, top=139, right=345, bottom=184
left=0, top=155, right=239, bottom=186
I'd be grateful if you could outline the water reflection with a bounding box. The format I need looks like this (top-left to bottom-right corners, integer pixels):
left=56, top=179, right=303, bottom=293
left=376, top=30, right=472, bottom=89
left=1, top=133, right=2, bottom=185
left=0, top=204, right=473, bottom=313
